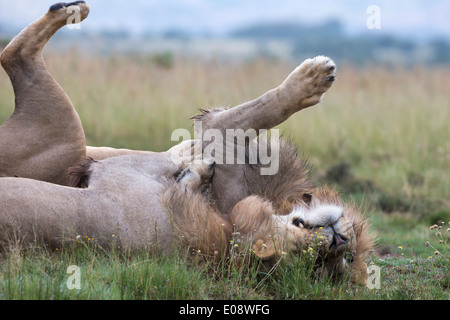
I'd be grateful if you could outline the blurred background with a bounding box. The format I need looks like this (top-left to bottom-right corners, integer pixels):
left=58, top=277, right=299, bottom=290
left=1, top=0, right=450, bottom=65
left=0, top=1, right=449, bottom=261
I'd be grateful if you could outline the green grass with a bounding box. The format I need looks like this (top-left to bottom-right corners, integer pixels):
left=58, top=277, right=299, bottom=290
left=0, top=51, right=449, bottom=300
left=0, top=248, right=208, bottom=300
left=0, top=219, right=447, bottom=300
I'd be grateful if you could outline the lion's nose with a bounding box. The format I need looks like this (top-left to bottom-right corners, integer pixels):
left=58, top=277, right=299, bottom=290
left=330, top=233, right=348, bottom=250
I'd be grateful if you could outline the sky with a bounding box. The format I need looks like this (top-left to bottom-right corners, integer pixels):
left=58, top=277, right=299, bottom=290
left=0, top=0, right=449, bottom=40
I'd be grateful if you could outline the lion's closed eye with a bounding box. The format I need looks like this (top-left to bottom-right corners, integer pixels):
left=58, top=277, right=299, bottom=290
left=292, top=217, right=324, bottom=230
left=292, top=218, right=305, bottom=228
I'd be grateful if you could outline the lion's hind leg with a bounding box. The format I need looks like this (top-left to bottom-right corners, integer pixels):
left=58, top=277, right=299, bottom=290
left=0, top=2, right=90, bottom=81
left=0, top=2, right=90, bottom=184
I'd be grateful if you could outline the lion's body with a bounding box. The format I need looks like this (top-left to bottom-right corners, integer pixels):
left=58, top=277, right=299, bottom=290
left=0, top=153, right=175, bottom=252
left=0, top=139, right=374, bottom=283
left=0, top=2, right=89, bottom=185
left=0, top=1, right=374, bottom=285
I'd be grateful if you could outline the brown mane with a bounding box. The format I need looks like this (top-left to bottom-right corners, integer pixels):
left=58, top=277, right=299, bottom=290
left=244, top=138, right=315, bottom=214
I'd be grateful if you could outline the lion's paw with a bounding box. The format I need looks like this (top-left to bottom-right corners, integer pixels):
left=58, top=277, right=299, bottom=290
left=279, top=55, right=336, bottom=109
left=48, top=1, right=90, bottom=24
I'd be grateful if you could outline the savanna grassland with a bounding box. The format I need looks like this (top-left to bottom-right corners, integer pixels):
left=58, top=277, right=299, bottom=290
left=0, top=49, right=448, bottom=300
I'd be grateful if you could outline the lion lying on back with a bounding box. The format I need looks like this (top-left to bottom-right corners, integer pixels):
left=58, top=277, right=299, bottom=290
left=0, top=138, right=373, bottom=284
left=0, top=1, right=375, bottom=285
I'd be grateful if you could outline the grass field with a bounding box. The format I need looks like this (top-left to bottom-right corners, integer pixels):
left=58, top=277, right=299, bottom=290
left=0, top=50, right=449, bottom=300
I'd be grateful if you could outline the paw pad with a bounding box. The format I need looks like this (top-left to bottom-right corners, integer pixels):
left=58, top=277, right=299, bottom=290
left=49, top=1, right=86, bottom=11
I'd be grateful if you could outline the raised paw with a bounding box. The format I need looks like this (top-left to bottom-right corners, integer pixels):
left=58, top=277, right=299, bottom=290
left=48, top=1, right=90, bottom=24
left=279, top=55, right=336, bottom=109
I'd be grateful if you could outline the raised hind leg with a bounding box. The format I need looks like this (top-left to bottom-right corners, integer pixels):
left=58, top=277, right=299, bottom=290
left=0, top=2, right=90, bottom=185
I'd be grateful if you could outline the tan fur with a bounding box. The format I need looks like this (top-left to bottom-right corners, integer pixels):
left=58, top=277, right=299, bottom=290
left=66, top=157, right=96, bottom=188
left=1, top=2, right=335, bottom=189
left=0, top=2, right=156, bottom=184
left=0, top=138, right=374, bottom=284
left=193, top=57, right=336, bottom=215
left=167, top=183, right=375, bottom=284
left=242, top=138, right=315, bottom=214
left=85, top=146, right=152, bottom=161
left=227, top=189, right=375, bottom=284
left=161, top=185, right=232, bottom=256
left=0, top=2, right=373, bottom=285
left=343, top=202, right=376, bottom=284
left=0, top=2, right=90, bottom=185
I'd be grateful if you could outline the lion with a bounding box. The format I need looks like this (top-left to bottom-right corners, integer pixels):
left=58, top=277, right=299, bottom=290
left=1, top=1, right=336, bottom=187
left=0, top=2, right=375, bottom=284
left=164, top=140, right=374, bottom=284
left=0, top=139, right=373, bottom=284
left=0, top=1, right=154, bottom=185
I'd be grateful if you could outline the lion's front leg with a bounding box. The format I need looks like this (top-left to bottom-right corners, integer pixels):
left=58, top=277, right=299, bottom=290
left=0, top=2, right=90, bottom=185
left=194, top=56, right=336, bottom=215
left=196, top=56, right=336, bottom=134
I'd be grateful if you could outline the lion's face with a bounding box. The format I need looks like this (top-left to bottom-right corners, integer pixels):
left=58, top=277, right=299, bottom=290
left=252, top=187, right=357, bottom=262
left=286, top=203, right=356, bottom=256
left=230, top=188, right=372, bottom=283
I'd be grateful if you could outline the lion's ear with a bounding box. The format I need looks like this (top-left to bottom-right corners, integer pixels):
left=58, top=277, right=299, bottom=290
left=252, top=239, right=277, bottom=259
